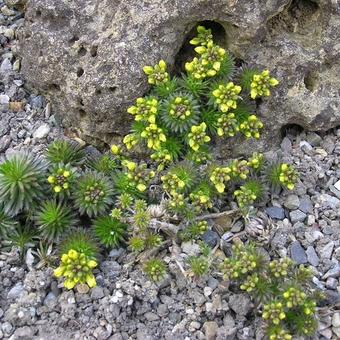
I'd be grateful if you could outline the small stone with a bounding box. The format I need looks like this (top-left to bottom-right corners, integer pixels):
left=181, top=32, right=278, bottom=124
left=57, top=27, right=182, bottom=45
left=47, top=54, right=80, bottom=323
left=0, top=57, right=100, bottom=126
left=204, top=287, right=212, bottom=297
left=0, top=135, right=11, bottom=153
left=144, top=312, right=159, bottom=322
left=44, top=291, right=58, bottom=309
left=9, top=101, right=24, bottom=112
left=7, top=282, right=24, bottom=299
left=0, top=58, right=12, bottom=73
left=325, top=277, right=338, bottom=290
left=319, top=242, right=334, bottom=260
left=76, top=283, right=90, bottom=294
left=207, top=277, right=219, bottom=290
left=1, top=322, right=13, bottom=334
left=332, top=313, right=340, bottom=328
left=306, top=246, right=319, bottom=266
left=229, top=294, right=252, bottom=316
left=202, top=230, right=219, bottom=248
left=13, top=59, right=20, bottom=71
left=91, top=286, right=104, bottom=300
left=323, top=265, right=340, bottom=280
left=289, top=210, right=306, bottom=223
left=189, top=321, right=201, bottom=331
left=333, top=327, right=340, bottom=339
left=319, top=328, right=332, bottom=339
left=12, top=326, right=34, bottom=338
left=306, top=132, right=322, bottom=146
left=299, top=196, right=313, bottom=213
left=181, top=241, right=200, bottom=256
left=203, top=321, right=218, bottom=340
left=284, top=194, right=300, bottom=210
left=300, top=140, right=313, bottom=154
left=329, top=185, right=340, bottom=200
left=0, top=94, right=10, bottom=111
left=318, top=194, right=340, bottom=209
left=30, top=95, right=44, bottom=109
left=307, top=214, right=316, bottom=226
left=334, top=180, right=340, bottom=191
left=265, top=206, right=285, bottom=220
left=33, top=123, right=50, bottom=139
left=280, top=137, right=292, bottom=153
left=290, top=241, right=307, bottom=264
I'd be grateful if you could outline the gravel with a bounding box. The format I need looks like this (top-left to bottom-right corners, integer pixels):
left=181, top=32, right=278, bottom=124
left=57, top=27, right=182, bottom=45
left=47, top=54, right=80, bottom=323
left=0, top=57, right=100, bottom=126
left=0, top=1, right=339, bottom=339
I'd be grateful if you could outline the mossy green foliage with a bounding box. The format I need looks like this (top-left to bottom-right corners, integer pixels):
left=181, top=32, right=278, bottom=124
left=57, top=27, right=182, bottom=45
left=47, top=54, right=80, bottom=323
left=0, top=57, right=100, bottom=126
left=221, top=241, right=319, bottom=338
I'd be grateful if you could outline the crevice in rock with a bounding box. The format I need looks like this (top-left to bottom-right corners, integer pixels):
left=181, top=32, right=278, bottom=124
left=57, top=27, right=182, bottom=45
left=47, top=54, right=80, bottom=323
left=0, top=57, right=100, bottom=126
left=267, top=0, right=320, bottom=35
left=36, top=10, right=42, bottom=18
left=90, top=46, right=98, bottom=57
left=79, top=109, right=86, bottom=118
left=304, top=69, right=318, bottom=91
left=68, top=36, right=80, bottom=45
left=76, top=67, right=84, bottom=77
left=281, top=123, right=304, bottom=138
left=78, top=47, right=87, bottom=57
left=49, top=84, right=61, bottom=92
left=174, top=21, right=227, bottom=76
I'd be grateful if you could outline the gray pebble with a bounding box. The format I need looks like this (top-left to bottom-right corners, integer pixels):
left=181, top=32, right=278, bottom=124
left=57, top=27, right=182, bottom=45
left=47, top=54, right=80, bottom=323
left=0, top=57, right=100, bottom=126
left=202, top=230, right=219, bottom=248
left=289, top=210, right=306, bottom=223
left=90, top=286, right=104, bottom=300
left=284, top=194, right=300, bottom=210
left=299, top=196, right=313, bottom=213
left=290, top=241, right=307, bottom=264
left=306, top=246, right=319, bottom=266
left=265, top=206, right=285, bottom=220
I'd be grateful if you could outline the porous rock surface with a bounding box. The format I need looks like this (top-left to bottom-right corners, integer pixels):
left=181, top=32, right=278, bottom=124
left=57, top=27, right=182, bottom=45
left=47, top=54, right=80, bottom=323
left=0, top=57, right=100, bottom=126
left=18, top=0, right=340, bottom=150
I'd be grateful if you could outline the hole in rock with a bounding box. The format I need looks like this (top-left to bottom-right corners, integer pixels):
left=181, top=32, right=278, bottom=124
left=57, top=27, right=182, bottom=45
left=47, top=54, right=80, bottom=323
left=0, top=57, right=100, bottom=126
left=108, top=86, right=117, bottom=93
left=90, top=45, right=98, bottom=57
left=79, top=109, right=86, bottom=118
left=36, top=10, right=42, bottom=17
left=174, top=20, right=227, bottom=75
left=78, top=47, right=87, bottom=57
left=304, top=69, right=318, bottom=91
left=95, top=89, right=102, bottom=95
left=76, top=67, right=84, bottom=77
left=281, top=124, right=304, bottom=138
left=49, top=84, right=61, bottom=91
left=68, top=36, right=79, bottom=45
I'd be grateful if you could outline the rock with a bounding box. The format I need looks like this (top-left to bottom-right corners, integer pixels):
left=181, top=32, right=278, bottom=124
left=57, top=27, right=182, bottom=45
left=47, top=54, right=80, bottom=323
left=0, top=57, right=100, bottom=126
left=11, top=326, right=35, bottom=338
left=90, top=286, right=104, bottom=300
left=319, top=242, right=334, bottom=260
left=0, top=136, right=11, bottom=153
left=30, top=95, right=44, bottom=110
left=33, top=124, right=50, bottom=139
left=181, top=241, right=200, bottom=256
left=0, top=94, right=10, bottom=112
left=300, top=141, right=313, bottom=154
left=329, top=185, right=340, bottom=200
left=289, top=210, right=306, bottom=223
left=284, top=194, right=300, bottom=210
left=76, top=283, right=90, bottom=294
left=290, top=241, right=307, bottom=264
left=333, top=313, right=340, bottom=328
left=299, top=196, right=313, bottom=214
left=44, top=292, right=58, bottom=309
left=306, top=132, right=322, bottom=146
left=334, top=180, right=340, bottom=191
left=144, top=312, right=159, bottom=322
left=280, top=136, right=292, bottom=153
left=203, top=321, right=218, bottom=340
left=265, top=206, right=285, bottom=220
left=19, top=0, right=340, bottom=149
left=202, top=230, right=219, bottom=248
left=229, top=294, right=252, bottom=316
left=323, top=265, right=340, bottom=280
left=306, top=246, right=319, bottom=267
left=7, top=282, right=24, bottom=300
left=318, top=194, right=340, bottom=209
left=0, top=58, right=12, bottom=73
left=4, top=0, right=28, bottom=8
left=325, top=278, right=338, bottom=290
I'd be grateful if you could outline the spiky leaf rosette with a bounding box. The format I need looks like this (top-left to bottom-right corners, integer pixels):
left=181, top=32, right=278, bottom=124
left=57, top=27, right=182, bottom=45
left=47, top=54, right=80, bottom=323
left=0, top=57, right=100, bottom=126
left=166, top=161, right=198, bottom=193
left=112, top=171, right=145, bottom=199
left=59, top=228, right=98, bottom=259
left=93, top=216, right=127, bottom=248
left=153, top=78, right=179, bottom=98
left=160, top=93, right=200, bottom=133
left=201, top=108, right=220, bottom=134
left=35, top=200, right=77, bottom=242
left=7, top=225, right=37, bottom=258
left=216, top=53, right=235, bottom=79
left=0, top=153, right=47, bottom=216
left=45, top=139, right=85, bottom=166
left=0, top=206, right=17, bottom=239
left=87, top=153, right=118, bottom=175
left=178, top=74, right=209, bottom=98
left=188, top=256, right=210, bottom=277
left=74, top=171, right=114, bottom=217
left=143, top=258, right=167, bottom=282
left=238, top=66, right=259, bottom=92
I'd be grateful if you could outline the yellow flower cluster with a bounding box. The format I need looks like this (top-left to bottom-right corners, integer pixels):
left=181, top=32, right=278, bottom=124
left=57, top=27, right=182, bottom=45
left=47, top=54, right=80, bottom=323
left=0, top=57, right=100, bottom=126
left=269, top=258, right=292, bottom=278
left=141, top=124, right=166, bottom=150
left=150, top=148, right=172, bottom=171
left=268, top=328, right=292, bottom=340
left=47, top=168, right=71, bottom=193
left=122, top=160, right=155, bottom=192
left=185, top=26, right=226, bottom=79
left=216, top=112, right=239, bottom=137
left=54, top=249, right=97, bottom=290
left=123, top=133, right=138, bottom=150
left=143, top=60, right=169, bottom=85
left=161, top=172, right=185, bottom=194
left=250, top=70, right=279, bottom=99
left=168, top=96, right=193, bottom=120
left=283, top=287, right=306, bottom=308
left=247, top=152, right=264, bottom=169
left=240, top=273, right=259, bottom=293
left=279, top=163, right=298, bottom=190
left=239, top=115, right=263, bottom=139
left=209, top=166, right=231, bottom=193
left=188, top=122, right=210, bottom=151
left=262, top=302, right=286, bottom=325
left=212, top=82, right=242, bottom=112
left=234, top=186, right=257, bottom=208
left=168, top=191, right=186, bottom=209
left=190, top=191, right=212, bottom=211
left=230, top=159, right=249, bottom=180
left=127, top=97, right=158, bottom=124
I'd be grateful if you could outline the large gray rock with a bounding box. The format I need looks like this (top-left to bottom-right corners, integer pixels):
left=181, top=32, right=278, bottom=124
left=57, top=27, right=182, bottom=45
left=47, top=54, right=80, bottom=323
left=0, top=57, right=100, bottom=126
left=18, top=0, right=340, bottom=151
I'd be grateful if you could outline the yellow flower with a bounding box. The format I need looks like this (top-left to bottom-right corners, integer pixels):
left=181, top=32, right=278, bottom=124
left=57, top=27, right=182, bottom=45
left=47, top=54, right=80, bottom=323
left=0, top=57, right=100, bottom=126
left=64, top=279, right=76, bottom=290
left=111, top=144, right=120, bottom=155
left=63, top=170, right=70, bottom=177
left=54, top=266, right=65, bottom=278
left=54, top=185, right=62, bottom=193
left=47, top=176, right=55, bottom=183
left=86, top=274, right=97, bottom=288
